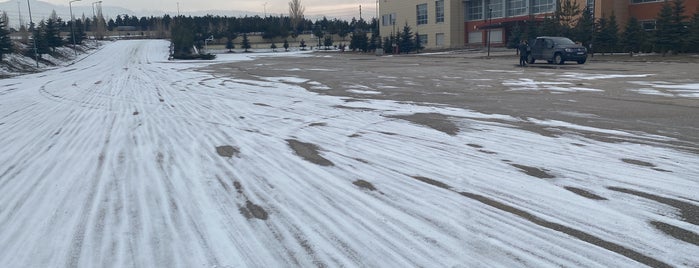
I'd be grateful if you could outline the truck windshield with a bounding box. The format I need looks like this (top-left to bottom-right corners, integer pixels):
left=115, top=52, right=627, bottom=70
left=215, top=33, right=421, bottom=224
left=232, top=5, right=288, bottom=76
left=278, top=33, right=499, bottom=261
left=553, top=38, right=575, bottom=45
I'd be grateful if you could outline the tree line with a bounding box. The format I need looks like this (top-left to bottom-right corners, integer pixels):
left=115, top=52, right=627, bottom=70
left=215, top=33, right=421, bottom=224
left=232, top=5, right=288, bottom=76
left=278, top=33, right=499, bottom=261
left=508, top=0, right=699, bottom=55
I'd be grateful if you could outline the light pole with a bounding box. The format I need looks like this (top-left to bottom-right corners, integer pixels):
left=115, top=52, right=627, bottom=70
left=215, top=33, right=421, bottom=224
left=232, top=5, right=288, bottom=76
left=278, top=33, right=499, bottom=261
left=27, top=0, right=38, bottom=68
left=69, top=0, right=82, bottom=56
left=487, top=8, right=492, bottom=57
left=92, top=1, right=102, bottom=44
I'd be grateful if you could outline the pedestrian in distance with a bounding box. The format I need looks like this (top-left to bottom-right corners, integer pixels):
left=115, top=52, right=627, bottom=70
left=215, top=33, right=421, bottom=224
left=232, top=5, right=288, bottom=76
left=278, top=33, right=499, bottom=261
left=518, top=40, right=529, bottom=67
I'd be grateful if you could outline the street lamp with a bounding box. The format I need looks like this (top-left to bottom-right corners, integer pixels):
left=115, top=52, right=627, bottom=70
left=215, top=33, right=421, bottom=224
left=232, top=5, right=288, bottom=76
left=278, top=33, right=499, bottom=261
left=69, top=0, right=82, bottom=56
left=92, top=1, right=102, bottom=44
left=487, top=8, right=492, bottom=57
left=26, top=0, right=38, bottom=68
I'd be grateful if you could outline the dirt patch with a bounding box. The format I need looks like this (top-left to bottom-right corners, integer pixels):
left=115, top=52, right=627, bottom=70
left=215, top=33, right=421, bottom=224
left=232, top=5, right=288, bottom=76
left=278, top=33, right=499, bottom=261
left=353, top=180, right=377, bottom=191
left=467, top=143, right=484, bottom=148
left=411, top=176, right=452, bottom=190
left=233, top=181, right=243, bottom=194
left=389, top=113, right=460, bottom=136
left=459, top=191, right=671, bottom=268
left=609, top=187, right=699, bottom=225
left=621, top=158, right=656, bottom=167
left=216, top=145, right=240, bottom=158
left=348, top=134, right=361, bottom=138
left=133, top=111, right=139, bottom=116
left=650, top=221, right=699, bottom=246
left=240, top=201, right=269, bottom=220
left=510, top=164, right=556, bottom=179
left=564, top=187, right=607, bottom=200
left=478, top=150, right=497, bottom=155
left=309, top=122, right=327, bottom=127
left=253, top=103, right=271, bottom=107
left=286, top=139, right=334, bottom=166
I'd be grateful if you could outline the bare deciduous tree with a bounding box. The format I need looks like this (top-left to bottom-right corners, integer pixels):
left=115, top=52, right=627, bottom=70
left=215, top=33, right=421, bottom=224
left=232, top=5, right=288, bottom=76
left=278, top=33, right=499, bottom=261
left=289, top=0, right=305, bottom=35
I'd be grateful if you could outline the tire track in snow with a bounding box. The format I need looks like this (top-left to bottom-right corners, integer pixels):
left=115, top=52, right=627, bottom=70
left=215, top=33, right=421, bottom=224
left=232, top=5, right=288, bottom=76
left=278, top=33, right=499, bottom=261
left=408, top=175, right=673, bottom=268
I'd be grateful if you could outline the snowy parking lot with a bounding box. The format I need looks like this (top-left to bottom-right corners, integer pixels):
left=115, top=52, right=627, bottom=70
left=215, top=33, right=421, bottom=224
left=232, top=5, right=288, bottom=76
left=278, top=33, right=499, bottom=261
left=1, top=40, right=698, bottom=267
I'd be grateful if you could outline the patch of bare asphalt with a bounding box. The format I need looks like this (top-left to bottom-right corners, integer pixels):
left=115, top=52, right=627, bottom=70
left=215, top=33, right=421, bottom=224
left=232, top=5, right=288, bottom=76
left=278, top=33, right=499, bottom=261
left=458, top=191, right=672, bottom=268
left=388, top=113, right=460, bottom=136
left=233, top=181, right=243, bottom=194
left=216, top=145, right=240, bottom=158
left=510, top=164, right=556, bottom=179
left=411, top=176, right=452, bottom=190
left=608, top=187, right=699, bottom=225
left=286, top=139, right=334, bottom=166
left=253, top=103, right=271, bottom=107
left=621, top=158, right=656, bottom=167
left=240, top=201, right=269, bottom=220
left=133, top=111, right=139, bottom=116
left=650, top=221, right=699, bottom=246
left=467, top=143, right=484, bottom=149
left=353, top=180, right=376, bottom=191
left=407, top=175, right=671, bottom=267
left=564, top=187, right=608, bottom=200
left=308, top=122, right=327, bottom=127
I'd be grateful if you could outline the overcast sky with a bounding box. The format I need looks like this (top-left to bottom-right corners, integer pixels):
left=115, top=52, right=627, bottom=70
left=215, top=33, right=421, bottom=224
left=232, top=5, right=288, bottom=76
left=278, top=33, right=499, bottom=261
left=37, top=0, right=378, bottom=19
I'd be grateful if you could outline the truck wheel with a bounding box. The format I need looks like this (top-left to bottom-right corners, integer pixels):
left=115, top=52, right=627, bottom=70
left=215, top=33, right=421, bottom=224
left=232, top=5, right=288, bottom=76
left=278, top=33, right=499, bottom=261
left=527, top=54, right=535, bottom=64
left=577, top=58, right=587, bottom=64
left=554, top=53, right=564, bottom=65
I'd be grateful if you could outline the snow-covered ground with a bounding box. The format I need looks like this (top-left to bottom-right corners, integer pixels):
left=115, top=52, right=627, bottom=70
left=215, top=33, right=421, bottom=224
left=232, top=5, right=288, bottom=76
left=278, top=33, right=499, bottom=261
left=1, top=40, right=697, bottom=267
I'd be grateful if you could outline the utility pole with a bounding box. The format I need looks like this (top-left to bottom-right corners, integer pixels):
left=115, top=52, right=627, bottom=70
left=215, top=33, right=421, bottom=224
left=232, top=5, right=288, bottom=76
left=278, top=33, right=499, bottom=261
left=359, top=5, right=362, bottom=21
left=69, top=0, right=82, bottom=57
left=27, top=0, right=38, bottom=68
left=17, top=1, right=23, bottom=27
left=177, top=2, right=180, bottom=16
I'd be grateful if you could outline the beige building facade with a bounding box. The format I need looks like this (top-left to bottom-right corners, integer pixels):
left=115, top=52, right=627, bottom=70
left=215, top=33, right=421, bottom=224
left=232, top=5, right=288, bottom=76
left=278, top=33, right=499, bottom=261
left=379, top=0, right=464, bottom=49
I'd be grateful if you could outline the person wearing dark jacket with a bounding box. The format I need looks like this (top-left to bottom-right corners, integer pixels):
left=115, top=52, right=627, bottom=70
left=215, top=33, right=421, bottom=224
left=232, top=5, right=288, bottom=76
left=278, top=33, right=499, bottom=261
left=518, top=40, right=529, bottom=66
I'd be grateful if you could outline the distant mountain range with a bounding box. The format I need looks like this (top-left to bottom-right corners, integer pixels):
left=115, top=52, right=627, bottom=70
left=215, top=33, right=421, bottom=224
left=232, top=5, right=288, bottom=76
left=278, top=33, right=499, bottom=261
left=0, top=0, right=263, bottom=27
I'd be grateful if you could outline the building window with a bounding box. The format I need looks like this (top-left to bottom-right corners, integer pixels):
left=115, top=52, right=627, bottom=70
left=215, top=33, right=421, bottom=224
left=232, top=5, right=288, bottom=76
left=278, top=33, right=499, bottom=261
left=468, top=0, right=483, bottom=21
left=631, top=0, right=662, bottom=3
left=419, top=34, right=428, bottom=46
left=488, top=0, right=504, bottom=18
left=641, top=20, right=656, bottom=31
left=417, top=4, right=428, bottom=25
left=507, top=0, right=527, bottom=17
left=436, top=0, right=445, bottom=23
left=436, top=33, right=445, bottom=46
left=382, top=13, right=397, bottom=26
left=531, top=0, right=555, bottom=14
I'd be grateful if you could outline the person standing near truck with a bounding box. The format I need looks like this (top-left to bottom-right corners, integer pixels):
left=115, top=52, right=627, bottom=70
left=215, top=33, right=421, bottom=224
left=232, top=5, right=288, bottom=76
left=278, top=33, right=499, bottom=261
left=518, top=40, right=530, bottom=67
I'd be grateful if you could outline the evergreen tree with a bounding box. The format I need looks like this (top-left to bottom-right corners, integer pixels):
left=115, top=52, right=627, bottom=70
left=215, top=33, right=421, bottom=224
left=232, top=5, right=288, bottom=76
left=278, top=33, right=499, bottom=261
left=688, top=8, right=699, bottom=53
left=69, top=19, right=87, bottom=45
left=656, top=1, right=674, bottom=55
left=594, top=13, right=619, bottom=54
left=283, top=39, right=290, bottom=51
left=0, top=14, right=12, bottom=61
left=170, top=18, right=196, bottom=58
left=241, top=33, right=251, bottom=52
left=525, top=19, right=539, bottom=43
left=226, top=38, right=235, bottom=52
left=323, top=36, right=333, bottom=49
left=557, top=0, right=581, bottom=37
left=508, top=23, right=523, bottom=50
left=33, top=20, right=51, bottom=57
left=573, top=6, right=595, bottom=46
left=350, top=30, right=369, bottom=52
left=45, top=11, right=63, bottom=52
left=414, top=32, right=424, bottom=53
left=539, top=16, right=559, bottom=36
left=671, top=0, right=689, bottom=53
left=368, top=30, right=380, bottom=52
left=299, top=39, right=307, bottom=50
left=271, top=42, right=277, bottom=51
left=399, top=23, right=414, bottom=53
left=622, top=17, right=644, bottom=54
left=383, top=36, right=394, bottom=54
